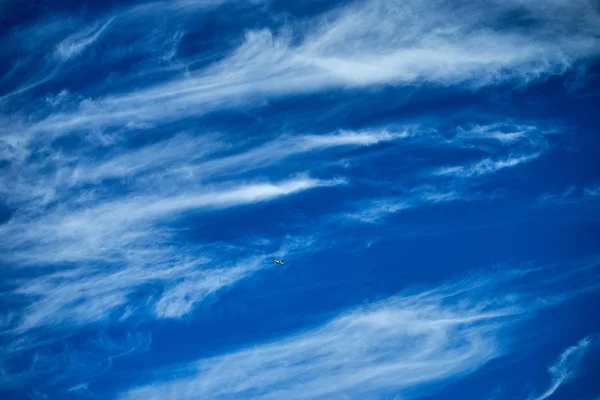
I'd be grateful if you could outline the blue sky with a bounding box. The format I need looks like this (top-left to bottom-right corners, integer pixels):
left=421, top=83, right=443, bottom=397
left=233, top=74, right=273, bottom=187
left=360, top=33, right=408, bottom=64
left=1, top=0, right=600, bottom=399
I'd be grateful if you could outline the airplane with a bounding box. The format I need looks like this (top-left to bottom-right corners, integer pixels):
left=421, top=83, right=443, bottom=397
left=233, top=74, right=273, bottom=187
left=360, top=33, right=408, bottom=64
left=272, top=257, right=284, bottom=265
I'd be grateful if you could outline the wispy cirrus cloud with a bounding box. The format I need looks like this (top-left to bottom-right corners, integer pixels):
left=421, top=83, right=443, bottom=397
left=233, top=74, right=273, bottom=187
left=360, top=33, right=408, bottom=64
left=528, top=333, right=600, bottom=400
left=1, top=128, right=353, bottom=338
left=0, top=233, right=320, bottom=392
left=0, top=128, right=400, bottom=207
left=0, top=175, right=342, bottom=340
left=117, top=266, right=593, bottom=400
left=67, top=383, right=88, bottom=394
left=0, top=123, right=403, bottom=351
left=342, top=185, right=465, bottom=224
left=433, top=123, right=552, bottom=179
left=450, top=123, right=555, bottom=151
left=435, top=153, right=541, bottom=179
left=343, top=199, right=413, bottom=224
left=0, top=329, right=152, bottom=390
left=0, top=116, right=558, bottom=345
left=1, top=0, right=595, bottom=396
left=537, top=181, right=600, bottom=206
left=0, top=0, right=232, bottom=100
left=1, top=175, right=343, bottom=265
left=4, top=0, right=599, bottom=138
left=584, top=184, right=600, bottom=197
left=53, top=17, right=115, bottom=61
left=336, top=122, right=554, bottom=224
left=143, top=129, right=407, bottom=190
left=153, top=263, right=255, bottom=319
left=3, top=128, right=392, bottom=264
left=119, top=274, right=512, bottom=400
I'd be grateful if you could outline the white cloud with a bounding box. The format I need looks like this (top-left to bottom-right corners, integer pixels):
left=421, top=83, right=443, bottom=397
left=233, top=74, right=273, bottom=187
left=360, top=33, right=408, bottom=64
left=583, top=183, right=600, bottom=197
left=435, top=153, right=540, bottom=178
left=528, top=333, right=600, bottom=400
left=0, top=116, right=560, bottom=341
left=0, top=174, right=343, bottom=334
left=70, top=131, right=224, bottom=185
left=452, top=124, right=554, bottom=150
left=10, top=0, right=600, bottom=137
left=1, top=175, right=342, bottom=265
left=54, top=17, right=115, bottom=61
left=537, top=185, right=577, bottom=206
left=143, top=129, right=406, bottom=186
left=0, top=329, right=153, bottom=389
left=153, top=261, right=260, bottom=319
left=342, top=185, right=467, bottom=224
left=0, top=0, right=593, bottom=394
left=537, top=182, right=600, bottom=206
left=8, top=249, right=287, bottom=333
left=116, top=269, right=548, bottom=400
left=115, top=175, right=342, bottom=217
left=0, top=129, right=399, bottom=210
left=0, top=124, right=394, bottom=341
left=67, top=383, right=88, bottom=393
left=339, top=122, right=556, bottom=224
left=0, top=0, right=232, bottom=101
left=343, top=199, right=412, bottom=224
left=12, top=260, right=193, bottom=332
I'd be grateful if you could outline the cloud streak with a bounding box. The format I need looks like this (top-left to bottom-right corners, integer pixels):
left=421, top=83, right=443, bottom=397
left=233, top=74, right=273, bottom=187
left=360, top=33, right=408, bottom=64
left=0, top=329, right=152, bottom=390
left=0, top=115, right=560, bottom=348
left=342, top=185, right=466, bottom=224
left=5, top=0, right=599, bottom=138
left=118, top=267, right=588, bottom=400
left=1, top=175, right=342, bottom=265
left=0, top=176, right=343, bottom=340
left=0, top=124, right=401, bottom=349
left=326, top=122, right=552, bottom=224
left=435, top=153, right=541, bottom=179
left=54, top=17, right=115, bottom=61
left=0, top=128, right=399, bottom=209
left=67, top=383, right=88, bottom=393
left=1, top=0, right=595, bottom=396
left=537, top=182, right=600, bottom=206
left=529, top=333, right=600, bottom=400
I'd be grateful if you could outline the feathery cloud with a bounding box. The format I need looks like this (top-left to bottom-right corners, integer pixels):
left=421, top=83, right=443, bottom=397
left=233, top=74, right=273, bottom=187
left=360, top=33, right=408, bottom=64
left=54, top=18, right=115, bottom=61
left=528, top=334, right=600, bottom=400
left=1, top=175, right=342, bottom=265
left=1, top=1, right=595, bottom=396
left=341, top=183, right=472, bottom=224
left=5, top=0, right=599, bottom=137
left=537, top=182, right=600, bottom=206
left=118, top=266, right=590, bottom=400
left=435, top=153, right=540, bottom=179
